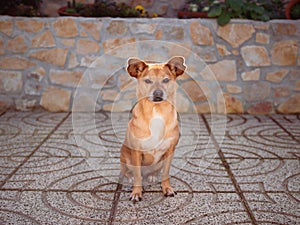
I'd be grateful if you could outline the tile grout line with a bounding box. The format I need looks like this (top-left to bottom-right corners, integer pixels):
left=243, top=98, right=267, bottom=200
left=201, top=115, right=258, bottom=225
left=0, top=110, right=6, bottom=117
left=108, top=175, right=124, bottom=224
left=0, top=187, right=296, bottom=194
left=0, top=112, right=71, bottom=189
left=268, top=115, right=300, bottom=144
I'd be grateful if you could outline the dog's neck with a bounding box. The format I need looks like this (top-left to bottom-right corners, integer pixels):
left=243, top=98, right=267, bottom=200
left=141, top=98, right=175, bottom=113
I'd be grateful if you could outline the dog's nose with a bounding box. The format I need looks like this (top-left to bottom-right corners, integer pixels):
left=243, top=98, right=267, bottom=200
left=153, top=89, right=164, bottom=102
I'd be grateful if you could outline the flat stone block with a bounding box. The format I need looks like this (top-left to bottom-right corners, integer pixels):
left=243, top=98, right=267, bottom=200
left=0, top=57, right=36, bottom=70
left=218, top=93, right=244, bottom=114
left=241, top=46, right=271, bottom=67
left=243, top=82, right=271, bottom=101
left=0, top=71, right=22, bottom=94
left=201, top=60, right=237, bottom=81
left=218, top=24, right=255, bottom=48
left=7, top=36, right=28, bottom=53
left=266, top=70, right=289, bottom=83
left=278, top=94, right=300, bottom=113
left=129, top=22, right=156, bottom=34
left=50, top=70, right=84, bottom=87
left=0, top=20, right=13, bottom=36
left=80, top=21, right=102, bottom=40
left=32, top=30, right=56, bottom=48
left=247, top=102, right=273, bottom=114
left=255, top=32, right=270, bottom=44
left=53, top=18, right=78, bottom=38
left=190, top=21, right=214, bottom=46
left=271, top=40, right=298, bottom=66
left=76, top=39, right=100, bottom=55
left=241, top=69, right=260, bottom=81
left=40, top=86, right=71, bottom=112
left=29, top=48, right=68, bottom=67
left=102, top=37, right=137, bottom=58
left=15, top=20, right=44, bottom=33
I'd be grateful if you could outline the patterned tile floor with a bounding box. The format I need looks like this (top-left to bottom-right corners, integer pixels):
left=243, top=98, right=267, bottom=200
left=0, top=110, right=299, bottom=224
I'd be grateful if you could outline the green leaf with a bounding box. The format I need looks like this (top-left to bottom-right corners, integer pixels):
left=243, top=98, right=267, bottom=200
left=228, top=0, right=242, bottom=12
left=259, top=14, right=270, bottom=21
left=217, top=12, right=231, bottom=26
left=250, top=11, right=258, bottom=19
left=253, top=6, right=264, bottom=14
left=208, top=5, right=222, bottom=17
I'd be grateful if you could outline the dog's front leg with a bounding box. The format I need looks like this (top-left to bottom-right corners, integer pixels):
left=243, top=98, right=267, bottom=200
left=161, top=147, right=177, bottom=197
left=130, top=149, right=143, bottom=202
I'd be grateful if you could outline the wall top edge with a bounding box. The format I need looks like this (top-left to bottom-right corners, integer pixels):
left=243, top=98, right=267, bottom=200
left=0, top=15, right=299, bottom=25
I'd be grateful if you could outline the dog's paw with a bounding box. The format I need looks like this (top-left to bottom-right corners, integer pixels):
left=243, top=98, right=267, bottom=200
left=162, top=186, right=177, bottom=197
left=129, top=187, right=143, bottom=202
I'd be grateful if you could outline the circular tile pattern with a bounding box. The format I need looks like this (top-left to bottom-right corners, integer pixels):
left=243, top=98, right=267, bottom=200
left=0, top=209, right=39, bottom=225
left=283, top=173, right=300, bottom=203
left=42, top=171, right=193, bottom=223
left=174, top=143, right=284, bottom=178
left=21, top=112, right=67, bottom=128
left=243, top=125, right=297, bottom=147
left=9, top=143, right=93, bottom=175
left=0, top=123, right=21, bottom=141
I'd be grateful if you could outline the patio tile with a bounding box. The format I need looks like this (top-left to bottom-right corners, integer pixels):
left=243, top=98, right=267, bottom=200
left=250, top=193, right=300, bottom=224
left=233, top=160, right=300, bottom=192
left=0, top=190, right=112, bottom=224
left=0, top=111, right=299, bottom=224
left=37, top=137, right=106, bottom=157
left=50, top=117, right=209, bottom=158
left=113, top=192, right=251, bottom=224
left=55, top=111, right=110, bottom=135
left=218, top=136, right=300, bottom=159
left=0, top=110, right=69, bottom=135
left=0, top=157, right=25, bottom=179
left=172, top=155, right=229, bottom=179
left=2, top=158, right=119, bottom=190
left=0, top=139, right=43, bottom=156
left=270, top=115, right=300, bottom=142
left=204, top=114, right=285, bottom=137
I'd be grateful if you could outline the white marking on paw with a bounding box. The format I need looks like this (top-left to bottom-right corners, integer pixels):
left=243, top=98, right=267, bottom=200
left=147, top=175, right=157, bottom=183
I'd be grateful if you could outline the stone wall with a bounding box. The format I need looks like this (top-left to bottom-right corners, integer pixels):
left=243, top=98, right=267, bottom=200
left=0, top=16, right=299, bottom=113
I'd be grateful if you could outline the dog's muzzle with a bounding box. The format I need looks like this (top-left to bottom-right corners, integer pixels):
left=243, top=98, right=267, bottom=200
left=152, top=89, right=164, bottom=102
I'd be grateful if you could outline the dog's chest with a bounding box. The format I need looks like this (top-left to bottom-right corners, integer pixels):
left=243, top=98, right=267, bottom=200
left=140, top=114, right=174, bottom=164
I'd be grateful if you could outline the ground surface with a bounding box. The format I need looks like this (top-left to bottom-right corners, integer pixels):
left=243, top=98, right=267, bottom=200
left=0, top=110, right=299, bottom=224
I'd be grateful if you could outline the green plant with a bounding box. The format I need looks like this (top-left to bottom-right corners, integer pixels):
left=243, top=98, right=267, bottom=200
left=64, top=0, right=83, bottom=14
left=63, top=0, right=139, bottom=17
left=261, top=0, right=285, bottom=19
left=186, top=0, right=209, bottom=11
left=183, top=0, right=219, bottom=12
left=15, top=4, right=38, bottom=16
left=208, top=0, right=270, bottom=26
left=0, top=0, right=43, bottom=16
left=290, top=2, right=300, bottom=19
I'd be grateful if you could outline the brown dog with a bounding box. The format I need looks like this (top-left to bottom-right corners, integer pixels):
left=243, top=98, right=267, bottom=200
left=120, top=56, right=186, bottom=202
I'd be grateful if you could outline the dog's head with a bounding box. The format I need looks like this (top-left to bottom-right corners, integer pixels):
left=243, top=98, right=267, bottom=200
left=127, top=56, right=186, bottom=103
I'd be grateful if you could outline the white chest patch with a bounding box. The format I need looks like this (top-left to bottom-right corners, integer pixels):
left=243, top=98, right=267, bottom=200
left=152, top=137, right=173, bottom=164
left=140, top=116, right=173, bottom=163
left=141, top=116, right=165, bottom=150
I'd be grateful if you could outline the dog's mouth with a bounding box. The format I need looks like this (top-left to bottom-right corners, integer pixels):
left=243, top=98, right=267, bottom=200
left=153, top=96, right=164, bottom=102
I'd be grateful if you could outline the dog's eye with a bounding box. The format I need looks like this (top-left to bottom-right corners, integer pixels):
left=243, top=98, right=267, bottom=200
left=144, top=79, right=152, bottom=84
left=162, top=78, right=170, bottom=83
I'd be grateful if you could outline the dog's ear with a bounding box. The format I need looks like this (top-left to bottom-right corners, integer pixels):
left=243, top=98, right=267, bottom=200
left=127, top=58, right=148, bottom=78
left=165, top=56, right=186, bottom=77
